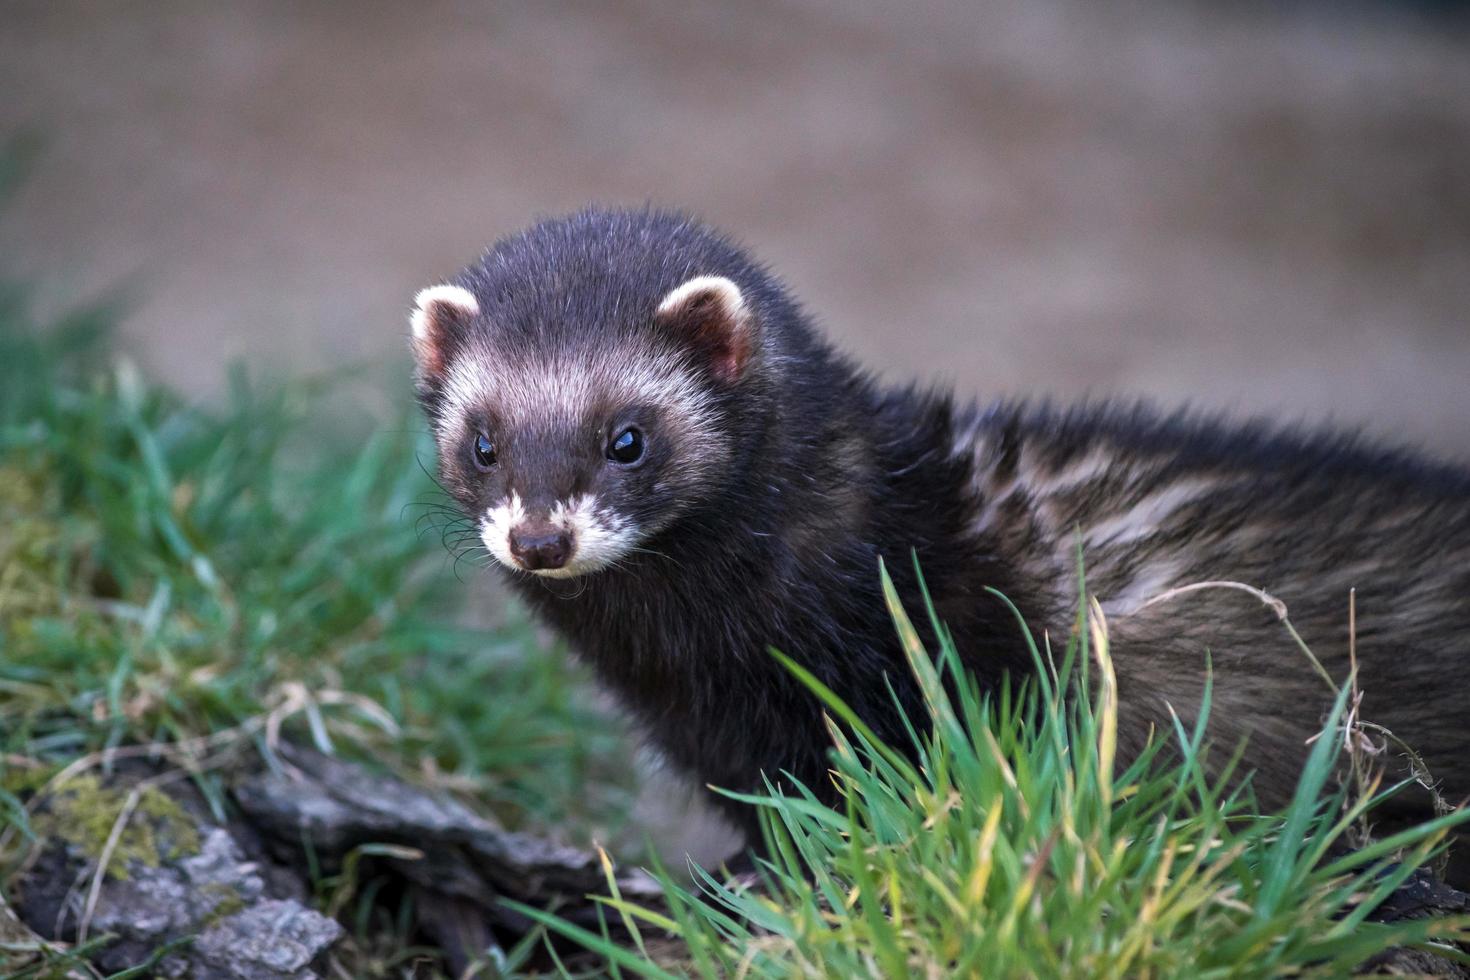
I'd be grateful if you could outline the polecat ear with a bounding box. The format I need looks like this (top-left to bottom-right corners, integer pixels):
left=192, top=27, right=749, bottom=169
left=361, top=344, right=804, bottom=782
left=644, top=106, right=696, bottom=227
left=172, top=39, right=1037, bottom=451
left=409, top=284, right=480, bottom=381
left=654, top=275, right=757, bottom=384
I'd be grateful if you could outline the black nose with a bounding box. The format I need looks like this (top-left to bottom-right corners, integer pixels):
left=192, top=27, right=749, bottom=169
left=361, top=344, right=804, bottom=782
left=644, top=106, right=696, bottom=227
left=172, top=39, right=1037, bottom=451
left=508, top=527, right=572, bottom=570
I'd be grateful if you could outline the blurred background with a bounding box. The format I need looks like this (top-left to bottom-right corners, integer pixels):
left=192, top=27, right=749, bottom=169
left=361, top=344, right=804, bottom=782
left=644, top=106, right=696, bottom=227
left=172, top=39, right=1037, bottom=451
left=1, top=0, right=1468, bottom=870
left=2, top=0, right=1469, bottom=456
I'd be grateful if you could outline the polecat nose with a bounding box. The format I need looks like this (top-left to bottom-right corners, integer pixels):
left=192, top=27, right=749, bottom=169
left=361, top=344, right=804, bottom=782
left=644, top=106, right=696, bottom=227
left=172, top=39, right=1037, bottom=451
left=508, top=526, right=572, bottom=570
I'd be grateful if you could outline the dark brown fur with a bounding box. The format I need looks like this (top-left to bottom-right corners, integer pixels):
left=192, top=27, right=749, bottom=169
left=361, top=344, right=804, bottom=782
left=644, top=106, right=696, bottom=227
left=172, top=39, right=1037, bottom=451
left=412, top=208, right=1470, bottom=872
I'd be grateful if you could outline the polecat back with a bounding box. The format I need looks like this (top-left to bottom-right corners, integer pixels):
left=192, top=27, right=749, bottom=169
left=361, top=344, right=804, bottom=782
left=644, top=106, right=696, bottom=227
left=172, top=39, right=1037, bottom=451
left=410, top=207, right=1470, bottom=867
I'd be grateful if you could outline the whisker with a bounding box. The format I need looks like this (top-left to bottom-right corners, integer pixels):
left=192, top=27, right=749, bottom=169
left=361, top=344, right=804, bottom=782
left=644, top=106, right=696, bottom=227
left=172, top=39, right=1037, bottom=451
left=627, top=545, right=683, bottom=570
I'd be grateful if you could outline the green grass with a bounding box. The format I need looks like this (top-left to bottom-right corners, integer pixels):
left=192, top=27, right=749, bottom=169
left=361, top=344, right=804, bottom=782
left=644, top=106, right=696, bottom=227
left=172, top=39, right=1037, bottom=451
left=520, top=562, right=1470, bottom=978
left=5, top=277, right=1469, bottom=978
left=0, top=286, right=632, bottom=860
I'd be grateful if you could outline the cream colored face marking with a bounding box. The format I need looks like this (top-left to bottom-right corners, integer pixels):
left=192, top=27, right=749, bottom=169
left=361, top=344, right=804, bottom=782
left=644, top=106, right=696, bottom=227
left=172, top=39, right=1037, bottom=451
left=480, top=491, right=526, bottom=571
left=656, top=275, right=746, bottom=320
left=435, top=336, right=731, bottom=518
left=545, top=494, right=638, bottom=577
left=480, top=492, right=638, bottom=578
left=409, top=284, right=479, bottom=342
left=440, top=343, right=715, bottom=442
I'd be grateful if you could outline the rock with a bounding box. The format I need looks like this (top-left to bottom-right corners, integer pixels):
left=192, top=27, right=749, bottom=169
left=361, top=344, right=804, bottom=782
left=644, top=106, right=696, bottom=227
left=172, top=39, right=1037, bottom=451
left=15, top=774, right=342, bottom=978
left=190, top=898, right=346, bottom=980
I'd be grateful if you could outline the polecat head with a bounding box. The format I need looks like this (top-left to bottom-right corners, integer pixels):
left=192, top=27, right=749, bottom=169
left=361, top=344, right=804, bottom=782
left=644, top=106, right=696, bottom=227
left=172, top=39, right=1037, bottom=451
left=410, top=208, right=782, bottom=578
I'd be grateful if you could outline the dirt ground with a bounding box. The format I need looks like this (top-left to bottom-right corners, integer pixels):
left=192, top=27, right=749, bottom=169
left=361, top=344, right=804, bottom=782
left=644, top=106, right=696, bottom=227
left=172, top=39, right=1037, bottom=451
left=3, top=0, right=1468, bottom=860
left=2, top=0, right=1468, bottom=455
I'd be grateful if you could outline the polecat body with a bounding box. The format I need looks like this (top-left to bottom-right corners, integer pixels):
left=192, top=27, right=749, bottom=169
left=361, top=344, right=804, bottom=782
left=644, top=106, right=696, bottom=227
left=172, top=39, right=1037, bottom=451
left=410, top=207, right=1470, bottom=854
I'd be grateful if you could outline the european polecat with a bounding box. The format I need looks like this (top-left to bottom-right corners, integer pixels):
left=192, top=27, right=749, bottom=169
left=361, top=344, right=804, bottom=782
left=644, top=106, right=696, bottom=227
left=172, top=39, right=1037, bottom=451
left=409, top=207, right=1470, bottom=857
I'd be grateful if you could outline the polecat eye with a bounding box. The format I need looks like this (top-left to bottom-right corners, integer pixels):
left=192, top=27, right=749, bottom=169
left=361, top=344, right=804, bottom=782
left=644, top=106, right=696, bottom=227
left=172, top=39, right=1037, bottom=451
left=607, top=426, right=644, bottom=465
left=471, top=433, right=497, bottom=470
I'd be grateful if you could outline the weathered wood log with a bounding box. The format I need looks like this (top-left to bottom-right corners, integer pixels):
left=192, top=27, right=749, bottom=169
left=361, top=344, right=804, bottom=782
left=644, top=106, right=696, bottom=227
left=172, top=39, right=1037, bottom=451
left=232, top=744, right=665, bottom=972
left=1360, top=867, right=1470, bottom=977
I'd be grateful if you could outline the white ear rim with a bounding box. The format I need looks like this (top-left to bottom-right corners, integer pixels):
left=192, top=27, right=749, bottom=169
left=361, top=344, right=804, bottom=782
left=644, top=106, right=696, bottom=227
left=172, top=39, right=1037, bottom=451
left=656, top=275, right=746, bottom=320
left=409, top=284, right=480, bottom=341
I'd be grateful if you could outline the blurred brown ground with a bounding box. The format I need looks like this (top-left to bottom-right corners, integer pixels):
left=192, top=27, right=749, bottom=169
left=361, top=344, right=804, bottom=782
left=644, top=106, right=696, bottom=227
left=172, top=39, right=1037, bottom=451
left=2, top=1, right=1468, bottom=456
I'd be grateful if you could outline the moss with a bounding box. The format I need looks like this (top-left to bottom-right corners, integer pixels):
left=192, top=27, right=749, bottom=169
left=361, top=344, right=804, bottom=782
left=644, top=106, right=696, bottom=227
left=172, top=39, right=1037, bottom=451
left=198, top=881, right=247, bottom=927
left=0, top=459, right=65, bottom=626
left=33, top=774, right=201, bottom=880
left=0, top=764, right=53, bottom=797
